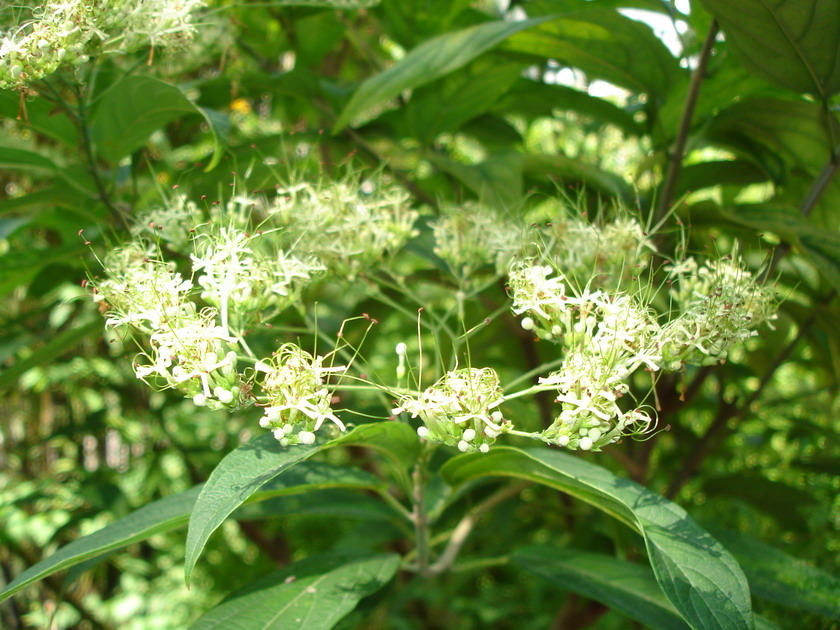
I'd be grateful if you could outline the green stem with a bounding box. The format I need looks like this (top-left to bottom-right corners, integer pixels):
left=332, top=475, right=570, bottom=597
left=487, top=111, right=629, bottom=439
left=411, top=443, right=433, bottom=577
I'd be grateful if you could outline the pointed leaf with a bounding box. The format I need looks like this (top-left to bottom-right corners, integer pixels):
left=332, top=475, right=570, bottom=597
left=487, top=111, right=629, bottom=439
left=0, top=486, right=202, bottom=604
left=185, top=422, right=417, bottom=585
left=190, top=553, right=399, bottom=630
left=91, top=75, right=228, bottom=171
left=333, top=17, right=551, bottom=132
left=503, top=9, right=682, bottom=96
left=700, top=0, right=840, bottom=98
left=0, top=461, right=383, bottom=603
left=513, top=546, right=690, bottom=630
left=442, top=447, right=754, bottom=630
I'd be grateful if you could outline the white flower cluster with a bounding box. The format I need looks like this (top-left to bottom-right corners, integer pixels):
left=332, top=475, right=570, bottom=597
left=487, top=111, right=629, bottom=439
left=393, top=367, right=507, bottom=453
left=538, top=354, right=653, bottom=450
left=190, top=225, right=323, bottom=333
left=431, top=201, right=523, bottom=279
left=508, top=247, right=776, bottom=450
left=1, top=0, right=204, bottom=90
left=256, top=344, right=347, bottom=446
left=93, top=242, right=243, bottom=409
left=658, top=256, right=777, bottom=370
left=269, top=180, right=418, bottom=278
left=509, top=261, right=659, bottom=450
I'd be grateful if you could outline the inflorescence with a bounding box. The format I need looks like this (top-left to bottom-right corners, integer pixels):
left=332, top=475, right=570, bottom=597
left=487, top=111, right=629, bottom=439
left=90, top=180, right=778, bottom=453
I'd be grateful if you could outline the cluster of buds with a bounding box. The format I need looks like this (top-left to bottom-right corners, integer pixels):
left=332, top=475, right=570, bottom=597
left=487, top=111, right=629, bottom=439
left=393, top=368, right=508, bottom=453
left=256, top=344, right=347, bottom=446
left=658, top=256, right=777, bottom=370
left=269, top=179, right=418, bottom=279
left=431, top=201, right=523, bottom=280
left=0, top=0, right=204, bottom=91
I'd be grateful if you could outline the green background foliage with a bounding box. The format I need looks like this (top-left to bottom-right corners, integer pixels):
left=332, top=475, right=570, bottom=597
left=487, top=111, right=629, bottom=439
left=1, top=0, right=838, bottom=629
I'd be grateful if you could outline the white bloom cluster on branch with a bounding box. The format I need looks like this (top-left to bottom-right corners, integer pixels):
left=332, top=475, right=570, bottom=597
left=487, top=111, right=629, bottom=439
left=270, top=180, right=419, bottom=279
left=393, top=367, right=507, bottom=454
left=256, top=344, right=347, bottom=446
left=0, top=0, right=204, bottom=90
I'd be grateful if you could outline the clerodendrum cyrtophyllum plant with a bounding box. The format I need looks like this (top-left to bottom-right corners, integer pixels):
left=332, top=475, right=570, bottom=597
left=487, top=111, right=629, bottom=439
left=6, top=1, right=835, bottom=628
left=46, top=175, right=770, bottom=628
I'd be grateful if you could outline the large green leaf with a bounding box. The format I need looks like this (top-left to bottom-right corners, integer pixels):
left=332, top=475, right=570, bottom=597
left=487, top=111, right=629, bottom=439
left=0, top=461, right=385, bottom=603
left=0, top=244, right=88, bottom=297
left=522, top=153, right=629, bottom=198
left=709, top=528, right=840, bottom=621
left=91, top=75, right=228, bottom=170
left=405, top=61, right=524, bottom=143
left=184, top=422, right=417, bottom=585
left=190, top=553, right=400, bottom=630
left=0, top=146, right=59, bottom=173
left=333, top=17, right=550, bottom=132
left=513, top=546, right=690, bottom=630
left=503, top=8, right=682, bottom=96
left=700, top=0, right=840, bottom=98
left=704, top=97, right=840, bottom=176
left=442, top=447, right=754, bottom=630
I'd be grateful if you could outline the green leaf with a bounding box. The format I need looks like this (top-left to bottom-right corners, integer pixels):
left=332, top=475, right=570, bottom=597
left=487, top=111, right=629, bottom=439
left=513, top=546, right=690, bottom=630
left=190, top=553, right=400, bottom=630
left=0, top=461, right=384, bottom=604
left=406, top=62, right=524, bottom=142
left=503, top=8, right=682, bottom=96
left=522, top=153, right=629, bottom=198
left=442, top=447, right=754, bottom=630
left=704, top=97, right=840, bottom=176
left=234, top=489, right=395, bottom=521
left=676, top=160, right=769, bottom=196
left=0, top=244, right=87, bottom=298
left=702, top=475, right=815, bottom=532
left=709, top=528, right=840, bottom=621
left=492, top=79, right=642, bottom=136
left=184, top=422, right=417, bottom=585
left=333, top=17, right=551, bottom=132
left=700, top=0, right=840, bottom=98
left=254, top=0, right=380, bottom=5
left=0, top=486, right=202, bottom=604
left=91, top=75, right=228, bottom=171
left=0, top=146, right=59, bottom=173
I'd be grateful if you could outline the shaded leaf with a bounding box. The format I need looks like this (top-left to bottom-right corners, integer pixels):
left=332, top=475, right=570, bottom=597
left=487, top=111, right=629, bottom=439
left=0, top=91, right=78, bottom=146
left=514, top=546, right=690, bottom=630
left=709, top=528, right=840, bottom=621
left=91, top=75, right=228, bottom=170
left=492, top=79, right=642, bottom=136
left=700, top=0, right=840, bottom=98
left=190, top=553, right=399, bottom=630
left=333, top=17, right=550, bottom=131
left=427, top=151, right=524, bottom=209
left=442, top=447, right=754, bottom=630
left=503, top=8, right=681, bottom=96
